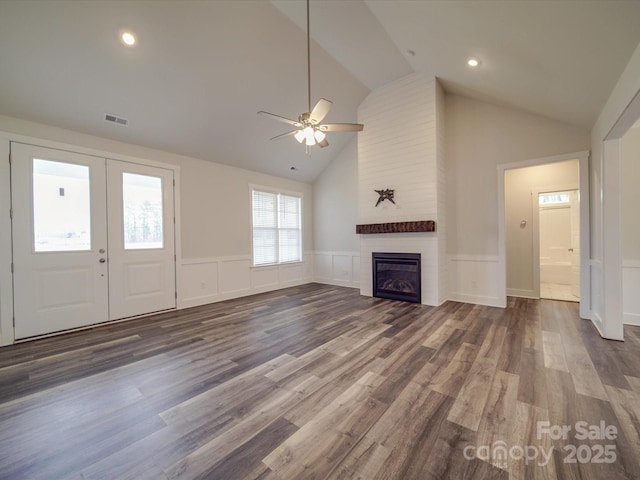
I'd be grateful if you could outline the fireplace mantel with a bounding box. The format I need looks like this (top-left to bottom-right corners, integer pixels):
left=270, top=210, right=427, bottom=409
left=356, top=220, right=436, bottom=234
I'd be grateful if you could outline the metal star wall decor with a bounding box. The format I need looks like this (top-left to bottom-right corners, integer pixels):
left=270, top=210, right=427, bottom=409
left=375, top=189, right=395, bottom=206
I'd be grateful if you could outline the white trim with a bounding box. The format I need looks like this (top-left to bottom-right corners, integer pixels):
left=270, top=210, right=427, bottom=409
left=448, top=254, right=499, bottom=263
left=602, top=139, right=623, bottom=340
left=597, top=88, right=640, bottom=340
left=623, top=313, right=640, bottom=326
left=498, top=150, right=591, bottom=318
left=448, top=292, right=505, bottom=308
left=499, top=151, right=590, bottom=171
left=0, top=138, right=12, bottom=345
left=506, top=288, right=537, bottom=299
left=591, top=311, right=605, bottom=337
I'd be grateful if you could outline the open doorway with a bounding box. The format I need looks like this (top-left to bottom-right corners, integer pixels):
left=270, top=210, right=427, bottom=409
left=498, top=151, right=590, bottom=318
left=537, top=189, right=579, bottom=302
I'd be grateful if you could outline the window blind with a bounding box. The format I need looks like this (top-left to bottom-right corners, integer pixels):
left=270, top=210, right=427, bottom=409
left=252, top=189, right=301, bottom=266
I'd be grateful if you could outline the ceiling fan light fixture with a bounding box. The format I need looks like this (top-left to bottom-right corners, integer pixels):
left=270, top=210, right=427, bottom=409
left=257, top=0, right=363, bottom=153
left=304, top=126, right=316, bottom=146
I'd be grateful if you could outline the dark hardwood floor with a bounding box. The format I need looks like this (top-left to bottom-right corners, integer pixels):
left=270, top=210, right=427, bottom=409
left=1, top=283, right=639, bottom=479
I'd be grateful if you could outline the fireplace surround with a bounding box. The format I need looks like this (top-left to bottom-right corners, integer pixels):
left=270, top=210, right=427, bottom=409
left=372, top=252, right=421, bottom=303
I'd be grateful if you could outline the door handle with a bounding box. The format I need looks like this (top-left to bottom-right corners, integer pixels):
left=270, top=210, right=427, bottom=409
left=99, top=258, right=106, bottom=263
left=568, top=248, right=574, bottom=252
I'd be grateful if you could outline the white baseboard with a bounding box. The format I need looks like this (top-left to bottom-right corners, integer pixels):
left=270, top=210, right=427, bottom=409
left=506, top=288, right=537, bottom=299
left=448, top=292, right=504, bottom=308
left=624, top=312, right=640, bottom=327
left=623, top=261, right=640, bottom=326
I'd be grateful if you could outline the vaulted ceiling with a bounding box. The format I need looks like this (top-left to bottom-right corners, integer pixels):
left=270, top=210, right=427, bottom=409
left=1, top=0, right=639, bottom=182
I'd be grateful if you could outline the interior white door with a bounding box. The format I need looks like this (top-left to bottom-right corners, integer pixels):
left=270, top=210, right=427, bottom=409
left=539, top=205, right=572, bottom=285
left=106, top=160, right=176, bottom=319
left=11, top=143, right=109, bottom=339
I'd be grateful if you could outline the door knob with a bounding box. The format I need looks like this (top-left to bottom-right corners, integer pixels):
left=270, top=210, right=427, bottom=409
left=99, top=258, right=106, bottom=263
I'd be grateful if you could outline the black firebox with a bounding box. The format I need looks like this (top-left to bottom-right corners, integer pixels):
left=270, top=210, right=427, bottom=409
left=372, top=252, right=421, bottom=304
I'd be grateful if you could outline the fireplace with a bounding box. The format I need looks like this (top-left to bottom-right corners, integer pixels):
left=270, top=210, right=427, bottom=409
left=372, top=252, right=421, bottom=303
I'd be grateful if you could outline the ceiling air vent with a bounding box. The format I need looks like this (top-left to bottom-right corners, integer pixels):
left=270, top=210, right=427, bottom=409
left=104, top=113, right=129, bottom=126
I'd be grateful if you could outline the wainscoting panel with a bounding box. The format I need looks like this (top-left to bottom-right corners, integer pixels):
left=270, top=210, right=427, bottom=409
left=219, top=258, right=252, bottom=296
left=448, top=254, right=503, bottom=307
left=313, top=251, right=360, bottom=288
left=180, top=254, right=313, bottom=308
left=251, top=266, right=279, bottom=292
left=180, top=259, right=220, bottom=308
left=623, top=260, right=640, bottom=326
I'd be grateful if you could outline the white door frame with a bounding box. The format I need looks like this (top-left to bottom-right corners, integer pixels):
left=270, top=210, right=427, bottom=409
left=0, top=131, right=182, bottom=346
left=597, top=87, right=640, bottom=340
left=497, top=150, right=591, bottom=319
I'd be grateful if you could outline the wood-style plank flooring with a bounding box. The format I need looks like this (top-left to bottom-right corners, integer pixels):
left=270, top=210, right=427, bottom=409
left=1, top=283, right=639, bottom=479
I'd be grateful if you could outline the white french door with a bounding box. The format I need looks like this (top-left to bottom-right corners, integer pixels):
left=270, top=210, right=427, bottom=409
left=11, top=143, right=176, bottom=339
left=106, top=160, right=176, bottom=319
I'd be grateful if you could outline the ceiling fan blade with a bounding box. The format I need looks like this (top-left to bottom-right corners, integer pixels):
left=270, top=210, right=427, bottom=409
left=258, top=111, right=302, bottom=127
left=318, top=123, right=364, bottom=132
left=270, top=130, right=299, bottom=141
left=317, top=138, right=329, bottom=148
left=309, top=98, right=332, bottom=124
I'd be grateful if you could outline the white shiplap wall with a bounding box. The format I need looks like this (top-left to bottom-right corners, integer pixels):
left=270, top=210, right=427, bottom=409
left=357, top=74, right=446, bottom=306
left=358, top=74, right=438, bottom=223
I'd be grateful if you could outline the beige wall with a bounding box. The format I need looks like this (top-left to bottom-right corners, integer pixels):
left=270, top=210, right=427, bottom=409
left=505, top=160, right=579, bottom=296
left=445, top=94, right=590, bottom=256
left=313, top=138, right=359, bottom=253
left=621, top=125, right=640, bottom=261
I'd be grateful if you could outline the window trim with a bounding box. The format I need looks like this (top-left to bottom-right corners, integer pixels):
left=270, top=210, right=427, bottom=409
left=250, top=184, right=303, bottom=267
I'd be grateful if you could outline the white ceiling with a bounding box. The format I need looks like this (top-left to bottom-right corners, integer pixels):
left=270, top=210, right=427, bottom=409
left=1, top=0, right=639, bottom=182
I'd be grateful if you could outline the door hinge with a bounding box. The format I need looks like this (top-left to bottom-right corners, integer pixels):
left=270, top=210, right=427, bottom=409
left=8, top=152, right=11, bottom=165
left=9, top=208, right=12, bottom=220
left=11, top=262, right=14, bottom=274
left=175, top=291, right=177, bottom=300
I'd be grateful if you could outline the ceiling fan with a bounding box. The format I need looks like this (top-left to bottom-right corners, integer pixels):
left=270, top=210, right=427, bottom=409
left=258, top=0, right=363, bottom=150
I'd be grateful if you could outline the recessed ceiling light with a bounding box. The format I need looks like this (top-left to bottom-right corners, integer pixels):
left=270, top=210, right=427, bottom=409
left=120, top=31, right=136, bottom=47
left=467, top=58, right=480, bottom=67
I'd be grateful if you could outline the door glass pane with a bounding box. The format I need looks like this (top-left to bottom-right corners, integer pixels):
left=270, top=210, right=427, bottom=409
left=539, top=192, right=570, bottom=205
left=33, top=159, right=91, bottom=252
left=123, top=173, right=164, bottom=249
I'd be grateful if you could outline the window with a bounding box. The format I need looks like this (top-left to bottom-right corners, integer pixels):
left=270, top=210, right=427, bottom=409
left=539, top=192, right=571, bottom=205
left=32, top=158, right=91, bottom=252
left=122, top=172, right=164, bottom=249
left=251, top=188, right=302, bottom=266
